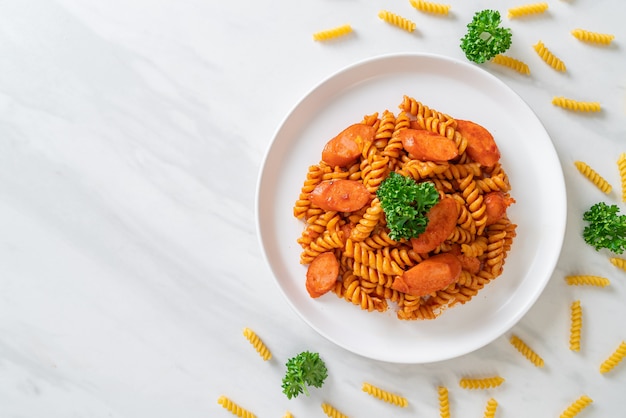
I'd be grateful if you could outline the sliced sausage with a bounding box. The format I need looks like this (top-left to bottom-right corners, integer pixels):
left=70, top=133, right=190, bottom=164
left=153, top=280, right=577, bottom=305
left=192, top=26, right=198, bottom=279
left=410, top=197, right=458, bottom=253
left=398, top=128, right=459, bottom=162
left=322, top=124, right=375, bottom=167
left=456, top=119, right=500, bottom=167
left=391, top=253, right=462, bottom=297
left=309, top=179, right=371, bottom=212
left=306, top=252, right=340, bottom=298
left=484, top=191, right=515, bottom=226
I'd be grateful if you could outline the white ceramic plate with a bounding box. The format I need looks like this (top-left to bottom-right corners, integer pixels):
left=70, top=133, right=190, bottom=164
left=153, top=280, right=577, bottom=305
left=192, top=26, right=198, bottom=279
left=256, top=53, right=566, bottom=364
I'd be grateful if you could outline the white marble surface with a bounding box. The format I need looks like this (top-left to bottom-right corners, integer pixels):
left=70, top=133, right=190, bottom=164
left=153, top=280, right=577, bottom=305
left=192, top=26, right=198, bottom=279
left=0, top=0, right=625, bottom=417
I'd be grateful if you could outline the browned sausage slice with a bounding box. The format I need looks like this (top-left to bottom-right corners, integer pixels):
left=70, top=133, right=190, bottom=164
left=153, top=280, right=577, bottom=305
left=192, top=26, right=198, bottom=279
left=322, top=124, right=375, bottom=167
left=309, top=179, right=371, bottom=212
left=391, top=253, right=462, bottom=297
left=410, top=197, right=458, bottom=253
left=306, top=252, right=339, bottom=298
left=398, top=128, right=459, bottom=162
left=456, top=120, right=500, bottom=167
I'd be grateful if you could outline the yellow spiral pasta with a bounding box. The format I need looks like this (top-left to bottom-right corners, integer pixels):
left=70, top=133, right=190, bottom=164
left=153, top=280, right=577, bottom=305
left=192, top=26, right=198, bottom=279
left=217, top=396, right=256, bottom=418
left=378, top=10, right=416, bottom=33
left=599, top=341, right=626, bottom=374
left=553, top=97, right=601, bottom=112
left=321, top=402, right=348, bottom=418
left=438, top=386, right=450, bottom=418
left=362, top=382, right=408, bottom=407
left=283, top=412, right=293, bottom=418
left=618, top=153, right=626, bottom=202
left=565, top=275, right=610, bottom=287
left=559, top=395, right=593, bottom=418
left=571, top=28, right=615, bottom=45
left=242, top=327, right=272, bottom=361
left=492, top=54, right=531, bottom=75
left=610, top=257, right=626, bottom=271
left=459, top=376, right=505, bottom=389
left=508, top=2, right=548, bottom=18
left=510, top=335, right=545, bottom=367
left=483, top=398, right=498, bottom=418
left=569, top=300, right=582, bottom=352
left=313, top=24, right=353, bottom=42
left=533, top=41, right=566, bottom=72
left=574, top=161, right=612, bottom=193
left=409, top=0, right=451, bottom=15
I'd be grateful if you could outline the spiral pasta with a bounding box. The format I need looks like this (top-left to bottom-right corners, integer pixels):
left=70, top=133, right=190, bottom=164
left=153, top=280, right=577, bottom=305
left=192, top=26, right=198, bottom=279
left=483, top=398, right=498, bottom=418
left=492, top=54, right=531, bottom=75
left=313, top=24, right=353, bottom=42
left=570, top=300, right=582, bottom=352
left=508, top=2, right=548, bottom=18
left=574, top=161, right=612, bottom=193
left=599, top=341, right=626, bottom=374
left=617, top=153, right=626, bottom=202
left=217, top=396, right=256, bottom=418
left=242, top=327, right=272, bottom=361
left=509, top=334, right=545, bottom=367
left=533, top=41, right=566, bottom=72
left=362, top=382, right=408, bottom=407
left=565, top=275, right=610, bottom=287
left=459, top=376, right=505, bottom=389
left=610, top=257, right=626, bottom=271
left=559, top=395, right=593, bottom=418
left=437, top=386, right=450, bottom=418
left=282, top=412, right=293, bottom=418
left=553, top=97, right=601, bottom=112
left=571, top=28, right=615, bottom=45
left=321, top=402, right=348, bottom=418
left=378, top=10, right=416, bottom=33
left=409, top=0, right=451, bottom=15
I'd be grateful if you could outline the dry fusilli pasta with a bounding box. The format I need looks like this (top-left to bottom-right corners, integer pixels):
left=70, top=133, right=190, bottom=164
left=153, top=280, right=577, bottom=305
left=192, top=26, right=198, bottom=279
left=313, top=24, right=353, bottom=41
left=282, top=412, right=293, bottom=418
left=483, top=398, right=498, bottom=418
left=492, top=54, right=531, bottom=75
left=508, top=2, right=548, bottom=18
left=438, top=386, right=450, bottom=418
left=242, top=327, right=272, bottom=361
left=533, top=41, right=566, bottom=72
left=321, top=402, right=348, bottom=418
left=574, top=161, right=612, bottom=193
left=409, top=0, right=451, bottom=15
left=459, top=376, right=505, bottom=389
left=362, top=382, right=408, bottom=407
left=559, top=395, right=592, bottom=418
left=599, top=341, right=626, bottom=374
left=378, top=10, right=416, bottom=33
left=553, top=97, right=601, bottom=112
left=565, top=275, right=610, bottom=287
left=217, top=396, right=256, bottom=418
left=571, top=28, right=615, bottom=45
left=570, top=300, right=582, bottom=352
left=510, top=334, right=545, bottom=367
left=610, top=257, right=626, bottom=271
left=618, top=153, right=626, bottom=202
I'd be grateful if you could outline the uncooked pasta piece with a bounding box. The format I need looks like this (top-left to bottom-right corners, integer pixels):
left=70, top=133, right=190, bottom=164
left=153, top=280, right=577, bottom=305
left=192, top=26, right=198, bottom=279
left=492, top=54, right=531, bottom=75
left=610, top=257, right=626, bottom=271
left=599, top=341, right=626, bottom=374
left=283, top=412, right=294, bottom=418
left=409, top=0, right=451, bottom=15
left=378, top=10, right=416, bottom=33
left=533, top=41, right=566, bottom=72
left=559, top=395, right=592, bottom=418
left=438, top=386, right=450, bottom=418
left=459, top=376, right=505, bottom=389
left=573, top=161, right=612, bottom=193
left=217, top=396, right=257, bottom=418
left=553, top=97, right=601, bottom=112
left=508, top=2, right=548, bottom=18
left=321, top=402, right=348, bottom=418
left=571, top=28, right=615, bottom=45
left=483, top=398, right=498, bottom=418
left=618, top=153, right=626, bottom=202
left=362, top=382, right=408, bottom=407
left=509, top=335, right=544, bottom=367
left=313, top=24, right=353, bottom=41
left=242, top=327, right=272, bottom=361
left=565, top=275, right=610, bottom=287
left=569, top=300, right=582, bottom=352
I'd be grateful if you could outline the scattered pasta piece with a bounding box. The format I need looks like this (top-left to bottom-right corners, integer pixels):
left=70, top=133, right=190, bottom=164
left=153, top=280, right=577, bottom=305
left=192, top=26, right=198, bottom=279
left=378, top=10, right=416, bottom=33
left=362, top=382, right=408, bottom=407
left=553, top=96, right=601, bottom=112
left=438, top=386, right=451, bottom=418
left=599, top=341, right=626, bottom=374
left=283, top=412, right=294, bottom=418
left=565, top=275, right=610, bottom=287
left=610, top=257, right=626, bottom=271
left=509, top=335, right=545, bottom=367
left=217, top=396, right=257, bottom=418
left=313, top=24, right=353, bottom=42
left=533, top=41, right=566, bottom=72
left=617, top=153, right=626, bottom=202
left=483, top=398, right=498, bottom=418
left=409, top=0, right=451, bottom=15
left=571, top=28, right=615, bottom=45
left=508, top=2, right=548, bottom=19
left=559, top=395, right=593, bottom=418
left=321, top=402, right=348, bottom=418
left=492, top=54, right=531, bottom=75
left=459, top=376, right=505, bottom=389
left=569, top=300, right=582, bottom=352
left=573, top=161, right=612, bottom=194
left=242, top=327, right=272, bottom=361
